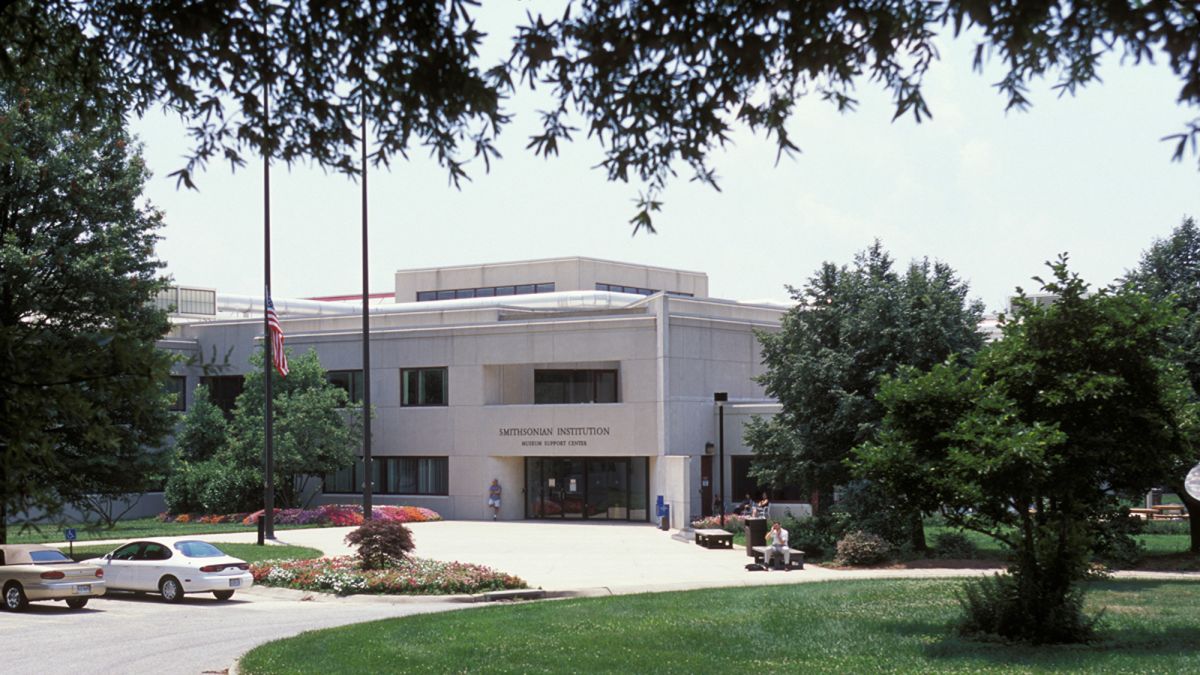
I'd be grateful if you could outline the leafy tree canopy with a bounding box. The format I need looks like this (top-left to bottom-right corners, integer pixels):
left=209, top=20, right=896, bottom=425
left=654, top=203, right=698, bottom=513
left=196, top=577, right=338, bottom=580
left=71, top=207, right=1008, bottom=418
left=747, top=241, right=984, bottom=537
left=1125, top=215, right=1200, bottom=551
left=2, top=1, right=1198, bottom=231
left=0, top=49, right=173, bottom=542
left=854, top=258, right=1198, bottom=641
left=189, top=348, right=362, bottom=513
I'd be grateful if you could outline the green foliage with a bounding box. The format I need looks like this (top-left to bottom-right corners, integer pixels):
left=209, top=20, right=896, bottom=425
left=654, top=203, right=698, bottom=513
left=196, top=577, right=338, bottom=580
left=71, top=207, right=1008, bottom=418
left=957, top=574, right=1098, bottom=644
left=1125, top=216, right=1200, bottom=552
left=162, top=348, right=361, bottom=514
left=748, top=241, right=983, bottom=530
left=344, top=519, right=416, bottom=571
left=5, top=3, right=1199, bottom=233
left=173, top=387, right=227, bottom=463
left=777, top=514, right=838, bottom=561
left=856, top=257, right=1199, bottom=642
left=835, top=530, right=892, bottom=566
left=1093, top=515, right=1146, bottom=570
left=0, top=41, right=173, bottom=542
left=931, top=531, right=979, bottom=559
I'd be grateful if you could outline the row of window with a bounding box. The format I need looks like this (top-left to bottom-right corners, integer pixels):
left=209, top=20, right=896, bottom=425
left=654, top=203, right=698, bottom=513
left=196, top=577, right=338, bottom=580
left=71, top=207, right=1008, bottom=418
left=324, top=457, right=449, bottom=495
left=416, top=283, right=555, bottom=302
left=594, top=282, right=693, bottom=297
left=174, top=366, right=617, bottom=413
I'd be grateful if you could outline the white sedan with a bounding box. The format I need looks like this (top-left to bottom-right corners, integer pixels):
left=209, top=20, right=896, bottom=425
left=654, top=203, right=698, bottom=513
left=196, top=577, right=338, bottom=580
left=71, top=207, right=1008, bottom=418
left=86, top=539, right=253, bottom=603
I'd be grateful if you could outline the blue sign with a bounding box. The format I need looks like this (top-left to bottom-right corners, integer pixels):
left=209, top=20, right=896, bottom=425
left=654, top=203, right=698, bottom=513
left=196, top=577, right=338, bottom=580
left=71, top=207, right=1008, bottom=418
left=64, top=528, right=77, bottom=541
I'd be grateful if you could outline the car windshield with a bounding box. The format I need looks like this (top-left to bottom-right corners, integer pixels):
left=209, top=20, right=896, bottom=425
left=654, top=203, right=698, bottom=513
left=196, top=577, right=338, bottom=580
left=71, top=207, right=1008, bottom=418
left=173, top=541, right=225, bottom=558
left=29, top=550, right=73, bottom=564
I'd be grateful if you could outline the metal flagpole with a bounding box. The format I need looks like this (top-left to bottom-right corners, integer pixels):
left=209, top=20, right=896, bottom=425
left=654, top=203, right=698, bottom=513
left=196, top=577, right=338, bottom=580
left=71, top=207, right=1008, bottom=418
left=361, top=96, right=373, bottom=520
left=261, top=14, right=276, bottom=541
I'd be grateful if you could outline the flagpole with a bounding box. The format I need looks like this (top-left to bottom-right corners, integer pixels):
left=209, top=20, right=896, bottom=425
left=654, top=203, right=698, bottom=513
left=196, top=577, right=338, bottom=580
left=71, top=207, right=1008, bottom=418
left=361, top=95, right=373, bottom=520
left=261, top=11, right=276, bottom=541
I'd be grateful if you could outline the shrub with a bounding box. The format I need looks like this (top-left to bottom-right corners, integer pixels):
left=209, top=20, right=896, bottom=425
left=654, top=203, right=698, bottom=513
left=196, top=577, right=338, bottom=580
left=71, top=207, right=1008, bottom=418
left=957, top=573, right=1098, bottom=644
left=835, top=530, right=891, bottom=566
left=345, top=519, right=415, bottom=570
left=1093, top=513, right=1145, bottom=569
left=931, top=531, right=978, bottom=559
left=832, top=480, right=916, bottom=549
left=164, top=459, right=224, bottom=515
left=780, top=514, right=839, bottom=560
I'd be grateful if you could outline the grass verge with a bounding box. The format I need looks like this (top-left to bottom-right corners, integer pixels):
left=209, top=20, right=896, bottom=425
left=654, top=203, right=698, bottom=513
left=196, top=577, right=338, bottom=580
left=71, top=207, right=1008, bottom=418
left=240, top=579, right=1200, bottom=674
left=7, top=517, right=315, bottom=544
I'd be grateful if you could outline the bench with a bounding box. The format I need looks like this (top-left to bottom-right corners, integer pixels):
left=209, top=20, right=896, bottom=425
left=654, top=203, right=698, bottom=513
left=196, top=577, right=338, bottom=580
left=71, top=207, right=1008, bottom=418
left=694, top=528, right=734, bottom=549
left=751, top=545, right=805, bottom=570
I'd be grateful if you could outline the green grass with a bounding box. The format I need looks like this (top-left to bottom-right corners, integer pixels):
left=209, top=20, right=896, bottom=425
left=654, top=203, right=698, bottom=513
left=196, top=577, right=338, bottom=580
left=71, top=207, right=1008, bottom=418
left=61, top=542, right=322, bottom=564
left=924, top=524, right=1196, bottom=568
left=239, top=579, right=1200, bottom=674
left=6, top=517, right=315, bottom=544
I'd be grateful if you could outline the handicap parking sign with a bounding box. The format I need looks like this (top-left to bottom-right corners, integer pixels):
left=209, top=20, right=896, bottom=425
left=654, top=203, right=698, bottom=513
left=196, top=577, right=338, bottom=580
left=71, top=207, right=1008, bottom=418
left=64, top=528, right=77, bottom=541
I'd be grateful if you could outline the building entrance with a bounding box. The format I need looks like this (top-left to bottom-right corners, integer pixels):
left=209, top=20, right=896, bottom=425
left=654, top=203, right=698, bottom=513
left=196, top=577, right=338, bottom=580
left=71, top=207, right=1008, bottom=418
left=524, top=457, right=649, bottom=521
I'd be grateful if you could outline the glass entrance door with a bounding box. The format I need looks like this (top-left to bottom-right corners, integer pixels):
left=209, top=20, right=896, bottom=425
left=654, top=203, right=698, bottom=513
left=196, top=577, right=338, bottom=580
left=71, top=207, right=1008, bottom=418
left=525, top=457, right=648, bottom=521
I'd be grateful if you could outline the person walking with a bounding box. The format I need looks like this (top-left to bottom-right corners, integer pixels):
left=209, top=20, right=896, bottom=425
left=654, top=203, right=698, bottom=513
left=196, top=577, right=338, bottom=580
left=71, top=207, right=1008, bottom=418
left=487, top=479, right=502, bottom=520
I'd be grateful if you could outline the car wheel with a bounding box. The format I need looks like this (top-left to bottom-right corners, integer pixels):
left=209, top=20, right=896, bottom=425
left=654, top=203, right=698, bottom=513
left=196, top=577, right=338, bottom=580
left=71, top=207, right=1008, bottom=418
left=159, top=576, right=184, bottom=604
left=66, top=598, right=88, bottom=610
left=3, top=582, right=29, bottom=612
left=212, top=590, right=235, bottom=601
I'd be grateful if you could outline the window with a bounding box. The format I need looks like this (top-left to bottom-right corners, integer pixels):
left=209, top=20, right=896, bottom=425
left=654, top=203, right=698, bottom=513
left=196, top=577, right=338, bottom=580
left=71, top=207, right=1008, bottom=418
left=326, top=370, right=364, bottom=404
left=415, top=283, right=554, bottom=301
left=166, top=375, right=187, bottom=411
left=199, top=375, right=244, bottom=417
left=595, top=283, right=693, bottom=298
left=402, top=367, right=447, bottom=406
left=731, top=456, right=804, bottom=502
left=534, top=370, right=618, bottom=404
left=323, top=457, right=448, bottom=495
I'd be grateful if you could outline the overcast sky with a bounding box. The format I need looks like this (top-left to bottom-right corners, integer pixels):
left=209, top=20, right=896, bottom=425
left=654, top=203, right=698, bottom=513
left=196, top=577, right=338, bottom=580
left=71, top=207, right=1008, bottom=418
left=135, top=5, right=1200, bottom=313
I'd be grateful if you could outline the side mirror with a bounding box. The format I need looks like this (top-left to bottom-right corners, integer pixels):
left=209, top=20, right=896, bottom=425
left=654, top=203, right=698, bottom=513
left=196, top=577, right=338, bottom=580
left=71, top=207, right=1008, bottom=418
left=104, top=553, right=112, bottom=561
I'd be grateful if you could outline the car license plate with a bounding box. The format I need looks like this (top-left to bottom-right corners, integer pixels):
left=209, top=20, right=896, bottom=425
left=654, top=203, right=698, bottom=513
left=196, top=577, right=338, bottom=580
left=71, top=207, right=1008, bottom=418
left=229, top=579, right=241, bottom=588
left=74, top=585, right=90, bottom=595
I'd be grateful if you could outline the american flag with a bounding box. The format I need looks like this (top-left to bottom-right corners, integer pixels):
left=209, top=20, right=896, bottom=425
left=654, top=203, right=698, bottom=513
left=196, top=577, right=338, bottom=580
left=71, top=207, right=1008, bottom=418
left=266, top=296, right=289, bottom=377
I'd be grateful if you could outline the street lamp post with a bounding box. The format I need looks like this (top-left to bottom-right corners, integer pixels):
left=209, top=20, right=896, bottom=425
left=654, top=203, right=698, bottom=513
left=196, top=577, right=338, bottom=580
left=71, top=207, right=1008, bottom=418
left=714, top=392, right=728, bottom=527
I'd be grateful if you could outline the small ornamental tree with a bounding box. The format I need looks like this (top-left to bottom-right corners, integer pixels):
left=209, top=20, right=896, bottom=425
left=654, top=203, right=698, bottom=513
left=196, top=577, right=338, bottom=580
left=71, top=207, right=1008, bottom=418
left=855, top=258, right=1199, bottom=643
left=345, top=519, right=415, bottom=571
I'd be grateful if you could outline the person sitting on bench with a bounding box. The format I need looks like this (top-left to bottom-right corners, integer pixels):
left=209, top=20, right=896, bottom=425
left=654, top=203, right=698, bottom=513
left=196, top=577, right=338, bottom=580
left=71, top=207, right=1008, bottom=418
left=763, top=521, right=790, bottom=569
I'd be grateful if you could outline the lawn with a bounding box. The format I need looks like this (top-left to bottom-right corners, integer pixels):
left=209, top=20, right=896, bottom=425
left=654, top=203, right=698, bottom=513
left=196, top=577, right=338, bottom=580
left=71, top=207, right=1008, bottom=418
left=239, top=579, right=1200, bottom=674
left=6, top=516, right=312, bottom=544
left=62, top=542, right=323, bottom=564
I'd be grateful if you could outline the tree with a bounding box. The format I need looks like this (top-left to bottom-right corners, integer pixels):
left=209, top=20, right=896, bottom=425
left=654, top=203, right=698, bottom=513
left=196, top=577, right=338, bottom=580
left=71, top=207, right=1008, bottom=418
left=199, top=348, right=361, bottom=514
left=2, top=1, right=1198, bottom=231
left=855, top=258, right=1198, bottom=642
left=0, top=47, right=173, bottom=543
left=1125, top=216, right=1200, bottom=552
left=747, top=241, right=984, bottom=549
left=173, top=386, right=227, bottom=463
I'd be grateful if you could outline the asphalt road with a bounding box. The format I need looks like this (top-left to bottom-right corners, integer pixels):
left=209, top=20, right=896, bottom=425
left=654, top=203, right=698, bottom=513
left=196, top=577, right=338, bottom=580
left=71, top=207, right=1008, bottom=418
left=0, top=588, right=468, bottom=674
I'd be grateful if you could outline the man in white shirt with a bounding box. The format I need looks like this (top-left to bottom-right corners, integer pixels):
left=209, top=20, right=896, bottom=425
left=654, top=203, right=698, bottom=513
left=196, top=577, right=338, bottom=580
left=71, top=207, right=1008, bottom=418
left=763, top=521, right=790, bottom=570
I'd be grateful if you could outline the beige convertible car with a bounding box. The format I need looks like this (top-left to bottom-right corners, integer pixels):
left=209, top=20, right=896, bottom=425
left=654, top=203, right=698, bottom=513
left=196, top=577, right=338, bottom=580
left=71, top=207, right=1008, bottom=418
left=0, top=544, right=106, bottom=611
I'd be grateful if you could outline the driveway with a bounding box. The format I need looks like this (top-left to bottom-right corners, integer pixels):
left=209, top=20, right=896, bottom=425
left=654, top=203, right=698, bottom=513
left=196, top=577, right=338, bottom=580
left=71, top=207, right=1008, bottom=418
left=0, top=587, right=468, bottom=675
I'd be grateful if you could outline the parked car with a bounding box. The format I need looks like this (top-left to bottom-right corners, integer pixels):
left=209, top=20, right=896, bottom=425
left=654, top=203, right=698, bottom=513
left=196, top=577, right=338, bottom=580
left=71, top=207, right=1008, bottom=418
left=85, top=539, right=253, bottom=603
left=0, top=544, right=106, bottom=611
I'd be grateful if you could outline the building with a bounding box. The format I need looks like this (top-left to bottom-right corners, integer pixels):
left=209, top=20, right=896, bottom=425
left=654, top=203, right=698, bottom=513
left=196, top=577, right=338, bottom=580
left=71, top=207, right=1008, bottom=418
left=163, top=257, right=787, bottom=527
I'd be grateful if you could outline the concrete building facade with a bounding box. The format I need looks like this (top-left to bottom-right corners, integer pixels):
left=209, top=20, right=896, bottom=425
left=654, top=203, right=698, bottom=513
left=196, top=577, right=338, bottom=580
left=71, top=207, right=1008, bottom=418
left=165, top=257, right=785, bottom=528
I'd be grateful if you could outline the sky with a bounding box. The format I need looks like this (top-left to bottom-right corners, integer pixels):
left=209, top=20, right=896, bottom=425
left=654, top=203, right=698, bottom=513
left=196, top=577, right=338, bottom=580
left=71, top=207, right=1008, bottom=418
left=134, top=4, right=1200, bottom=313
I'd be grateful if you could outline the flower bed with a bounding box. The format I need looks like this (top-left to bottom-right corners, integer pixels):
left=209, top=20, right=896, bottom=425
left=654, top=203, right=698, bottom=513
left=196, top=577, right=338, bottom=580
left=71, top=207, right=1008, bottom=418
left=251, top=555, right=527, bottom=596
left=158, top=504, right=442, bottom=527
left=690, top=514, right=748, bottom=533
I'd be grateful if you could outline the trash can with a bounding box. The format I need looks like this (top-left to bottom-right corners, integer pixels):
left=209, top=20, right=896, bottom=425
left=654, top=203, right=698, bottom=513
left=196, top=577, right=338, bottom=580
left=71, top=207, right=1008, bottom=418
left=659, top=504, right=670, bottom=531
left=744, top=517, right=767, bottom=557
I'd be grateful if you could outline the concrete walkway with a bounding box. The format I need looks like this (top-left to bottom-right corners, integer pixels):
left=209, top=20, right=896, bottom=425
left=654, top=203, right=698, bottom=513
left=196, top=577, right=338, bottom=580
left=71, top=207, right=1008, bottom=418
left=51, top=521, right=1199, bottom=597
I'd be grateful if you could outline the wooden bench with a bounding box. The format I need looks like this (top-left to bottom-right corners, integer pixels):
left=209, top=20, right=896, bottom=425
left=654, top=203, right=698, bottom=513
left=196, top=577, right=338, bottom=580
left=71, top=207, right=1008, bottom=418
left=751, top=545, right=805, bottom=570
left=694, top=528, right=734, bottom=549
